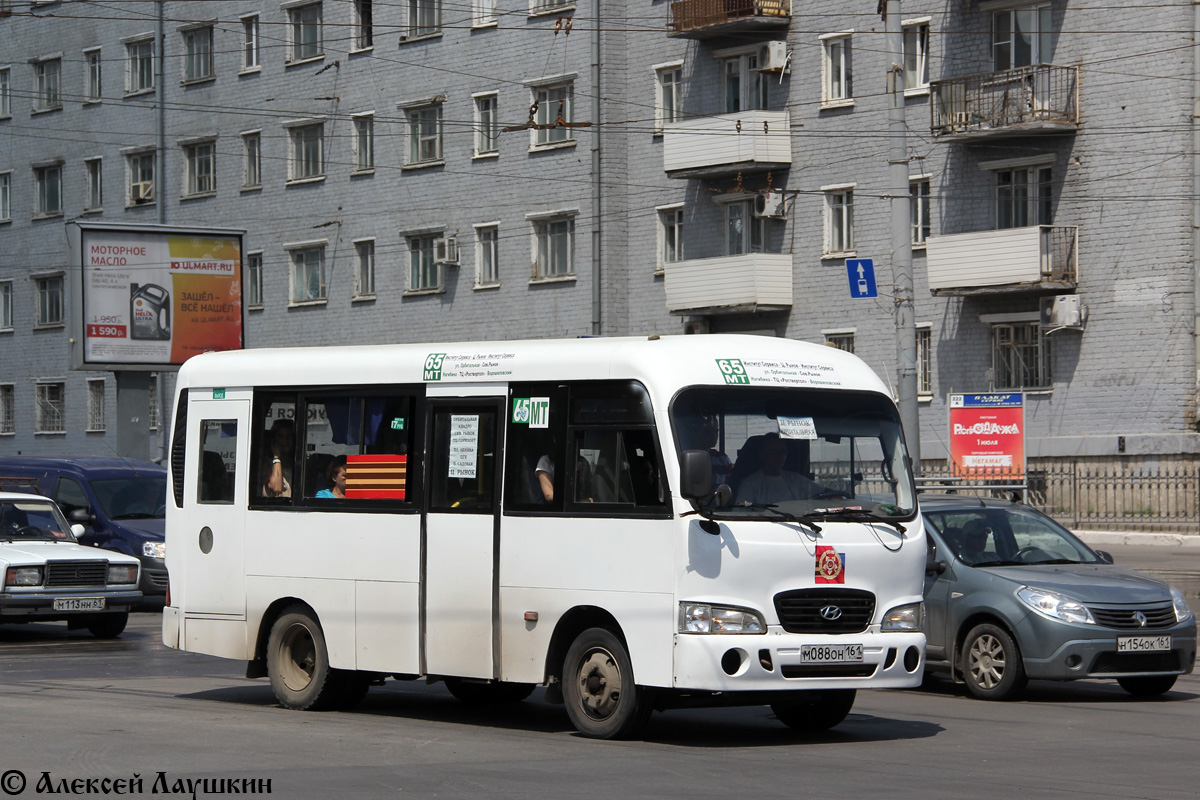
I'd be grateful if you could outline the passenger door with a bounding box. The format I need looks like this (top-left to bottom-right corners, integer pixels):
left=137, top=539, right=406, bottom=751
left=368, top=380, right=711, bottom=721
left=422, top=399, right=503, bottom=679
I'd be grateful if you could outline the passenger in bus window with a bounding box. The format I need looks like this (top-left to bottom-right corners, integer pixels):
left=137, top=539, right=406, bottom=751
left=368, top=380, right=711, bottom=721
left=315, top=457, right=347, bottom=499
left=735, top=433, right=823, bottom=506
left=262, top=419, right=295, bottom=498
left=536, top=455, right=554, bottom=502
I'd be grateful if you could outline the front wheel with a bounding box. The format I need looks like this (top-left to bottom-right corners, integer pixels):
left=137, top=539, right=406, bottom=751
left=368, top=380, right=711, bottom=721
left=961, top=623, right=1027, bottom=700
left=771, top=689, right=856, bottom=732
left=84, top=612, right=128, bottom=639
left=1117, top=675, right=1177, bottom=697
left=267, top=606, right=346, bottom=711
left=562, top=627, right=652, bottom=739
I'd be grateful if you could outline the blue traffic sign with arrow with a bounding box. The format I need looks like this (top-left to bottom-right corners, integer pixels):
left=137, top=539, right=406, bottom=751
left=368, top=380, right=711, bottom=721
left=846, top=258, right=877, bottom=298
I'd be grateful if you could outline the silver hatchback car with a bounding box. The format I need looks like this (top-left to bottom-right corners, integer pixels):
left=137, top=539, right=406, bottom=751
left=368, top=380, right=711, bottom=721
left=921, top=494, right=1196, bottom=700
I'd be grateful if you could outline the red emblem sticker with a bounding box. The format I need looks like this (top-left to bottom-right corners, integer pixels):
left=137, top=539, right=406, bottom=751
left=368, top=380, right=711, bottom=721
left=815, top=545, right=846, bottom=584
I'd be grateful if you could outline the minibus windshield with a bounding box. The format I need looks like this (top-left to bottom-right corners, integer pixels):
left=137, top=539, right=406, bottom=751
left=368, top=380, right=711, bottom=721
left=672, top=386, right=916, bottom=520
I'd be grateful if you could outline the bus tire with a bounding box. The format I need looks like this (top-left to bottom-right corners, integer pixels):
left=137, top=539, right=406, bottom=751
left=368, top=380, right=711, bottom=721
left=771, top=689, right=856, bottom=732
left=444, top=678, right=535, bottom=705
left=267, top=606, right=343, bottom=711
left=562, top=627, right=652, bottom=739
left=84, top=612, right=128, bottom=639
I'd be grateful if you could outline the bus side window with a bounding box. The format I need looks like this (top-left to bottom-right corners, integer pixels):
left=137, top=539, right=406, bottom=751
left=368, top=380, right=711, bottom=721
left=252, top=396, right=297, bottom=505
left=504, top=383, right=568, bottom=512
left=303, top=394, right=413, bottom=503
left=199, top=420, right=237, bottom=504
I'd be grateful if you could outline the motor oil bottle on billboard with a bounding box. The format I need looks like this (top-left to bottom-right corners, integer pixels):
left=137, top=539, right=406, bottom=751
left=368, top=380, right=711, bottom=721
left=130, top=283, right=171, bottom=340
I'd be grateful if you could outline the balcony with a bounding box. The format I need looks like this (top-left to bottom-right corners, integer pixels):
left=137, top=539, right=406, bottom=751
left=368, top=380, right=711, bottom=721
left=663, top=253, right=792, bottom=314
left=930, top=64, right=1079, bottom=140
left=667, top=0, right=790, bottom=38
left=926, top=225, right=1077, bottom=296
left=663, top=111, right=791, bottom=178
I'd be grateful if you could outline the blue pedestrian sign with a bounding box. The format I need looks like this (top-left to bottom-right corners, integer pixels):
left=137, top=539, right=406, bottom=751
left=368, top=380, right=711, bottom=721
left=846, top=259, right=877, bottom=298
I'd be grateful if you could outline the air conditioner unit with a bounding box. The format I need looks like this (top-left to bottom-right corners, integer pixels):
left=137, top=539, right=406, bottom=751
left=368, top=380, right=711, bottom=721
left=435, top=236, right=459, bottom=265
left=757, top=41, right=790, bottom=74
left=754, top=191, right=787, bottom=219
left=1039, top=294, right=1086, bottom=331
left=130, top=181, right=154, bottom=203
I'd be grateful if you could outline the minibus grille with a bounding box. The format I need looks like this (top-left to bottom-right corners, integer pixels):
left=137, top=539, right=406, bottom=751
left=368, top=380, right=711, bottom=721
left=45, top=561, right=108, bottom=588
left=774, top=589, right=876, bottom=634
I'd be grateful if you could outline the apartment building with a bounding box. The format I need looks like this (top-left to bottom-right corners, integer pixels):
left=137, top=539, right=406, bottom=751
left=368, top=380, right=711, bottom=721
left=1, top=0, right=1198, bottom=491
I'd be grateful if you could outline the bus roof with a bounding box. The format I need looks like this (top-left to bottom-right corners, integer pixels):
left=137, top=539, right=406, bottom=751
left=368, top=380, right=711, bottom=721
left=175, top=335, right=891, bottom=399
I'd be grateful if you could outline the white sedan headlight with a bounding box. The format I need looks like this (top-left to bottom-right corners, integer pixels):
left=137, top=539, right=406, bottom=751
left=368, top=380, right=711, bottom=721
left=1017, top=586, right=1094, bottom=624
left=1170, top=586, right=1194, bottom=623
left=679, top=603, right=765, bottom=634
left=5, top=566, right=43, bottom=587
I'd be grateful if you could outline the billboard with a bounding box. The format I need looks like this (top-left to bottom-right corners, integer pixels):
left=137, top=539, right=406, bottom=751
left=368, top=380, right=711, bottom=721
left=73, top=224, right=244, bottom=368
left=948, top=393, right=1025, bottom=481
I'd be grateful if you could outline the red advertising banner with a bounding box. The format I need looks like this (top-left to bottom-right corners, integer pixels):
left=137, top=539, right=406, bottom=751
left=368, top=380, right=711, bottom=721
left=948, top=394, right=1025, bottom=481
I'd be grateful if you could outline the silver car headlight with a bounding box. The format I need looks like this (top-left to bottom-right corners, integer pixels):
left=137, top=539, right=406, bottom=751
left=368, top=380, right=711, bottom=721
left=143, top=541, right=166, bottom=559
left=1017, top=586, right=1095, bottom=624
left=679, top=603, right=765, bottom=634
left=881, top=602, right=924, bottom=632
left=1170, top=586, right=1194, bottom=623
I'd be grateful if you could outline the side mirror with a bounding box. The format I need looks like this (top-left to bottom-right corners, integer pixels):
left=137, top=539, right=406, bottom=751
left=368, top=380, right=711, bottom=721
left=1094, top=549, right=1114, bottom=564
left=70, top=523, right=86, bottom=538
left=68, top=508, right=92, bottom=524
left=926, top=560, right=947, bottom=576
left=680, top=450, right=712, bottom=500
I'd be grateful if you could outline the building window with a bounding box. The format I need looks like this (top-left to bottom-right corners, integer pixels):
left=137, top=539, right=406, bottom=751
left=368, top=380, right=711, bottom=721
left=533, top=215, right=575, bottom=278
left=242, top=15, right=260, bottom=69
left=182, top=27, right=214, bottom=82
left=288, top=122, right=324, bottom=181
left=408, top=235, right=440, bottom=291
left=127, top=150, right=155, bottom=204
left=34, top=58, right=62, bottom=111
left=722, top=53, right=767, bottom=113
left=0, top=281, right=12, bottom=330
left=34, top=164, right=63, bottom=216
left=409, top=0, right=439, bottom=37
left=655, top=64, right=682, bottom=130
left=0, top=68, right=10, bottom=116
left=992, top=320, right=1051, bottom=389
left=910, top=177, right=930, bottom=244
left=0, top=172, right=11, bottom=221
left=353, top=0, right=373, bottom=49
left=353, top=114, right=374, bottom=172
left=0, top=385, right=14, bottom=434
left=35, top=382, right=65, bottom=434
left=825, top=332, right=855, bottom=353
left=531, top=0, right=570, bottom=13
left=474, top=94, right=499, bottom=156
left=36, top=276, right=64, bottom=326
left=533, top=82, right=573, bottom=146
left=993, top=5, right=1051, bottom=71
left=354, top=239, right=375, bottom=297
left=288, top=3, right=323, bottom=62
left=246, top=252, right=263, bottom=308
left=84, top=49, right=102, bottom=102
left=127, top=38, right=155, bottom=93
left=917, top=325, right=932, bottom=396
left=148, top=374, right=160, bottom=430
left=475, top=224, right=499, bottom=286
left=822, top=34, right=853, bottom=105
left=724, top=200, right=764, bottom=256
left=903, top=22, right=929, bottom=91
left=406, top=105, right=441, bottom=165
left=243, top=131, right=262, bottom=187
left=473, top=0, right=497, bottom=26
left=824, top=187, right=854, bottom=255
left=289, top=245, right=327, bottom=303
left=996, top=165, right=1052, bottom=229
left=85, top=158, right=103, bottom=211
left=659, top=206, right=683, bottom=268
left=184, top=141, right=215, bottom=195
left=87, top=379, right=106, bottom=432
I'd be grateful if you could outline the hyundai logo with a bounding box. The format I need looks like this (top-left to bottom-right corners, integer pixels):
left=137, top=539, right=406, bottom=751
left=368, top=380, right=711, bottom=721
left=820, top=605, right=843, bottom=621
left=1134, top=611, right=1148, bottom=628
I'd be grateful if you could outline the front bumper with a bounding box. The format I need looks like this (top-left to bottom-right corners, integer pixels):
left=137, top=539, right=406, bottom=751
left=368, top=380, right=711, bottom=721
left=0, top=590, right=142, bottom=620
left=137, top=555, right=168, bottom=595
left=1017, top=615, right=1197, bottom=680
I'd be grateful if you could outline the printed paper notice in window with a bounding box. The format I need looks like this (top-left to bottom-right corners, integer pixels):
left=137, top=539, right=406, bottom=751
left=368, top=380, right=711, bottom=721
left=448, top=415, right=479, bottom=479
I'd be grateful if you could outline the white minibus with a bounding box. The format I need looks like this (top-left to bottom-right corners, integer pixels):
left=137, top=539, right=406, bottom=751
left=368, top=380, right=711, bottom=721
left=163, top=335, right=926, bottom=738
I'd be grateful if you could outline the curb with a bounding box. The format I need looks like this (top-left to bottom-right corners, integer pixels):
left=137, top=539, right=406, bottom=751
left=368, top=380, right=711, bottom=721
left=1074, top=531, right=1200, bottom=548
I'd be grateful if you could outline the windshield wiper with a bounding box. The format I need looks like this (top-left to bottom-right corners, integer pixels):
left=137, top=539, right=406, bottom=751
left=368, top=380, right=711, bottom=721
left=111, top=512, right=162, bottom=520
left=726, top=502, right=823, bottom=535
left=970, top=559, right=1023, bottom=567
left=801, top=506, right=907, bottom=534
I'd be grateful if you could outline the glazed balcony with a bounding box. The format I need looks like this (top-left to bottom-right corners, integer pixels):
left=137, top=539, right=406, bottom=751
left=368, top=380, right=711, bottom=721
left=664, top=253, right=792, bottom=314
left=926, top=225, right=1078, bottom=296
left=663, top=110, right=791, bottom=178
left=667, top=0, right=791, bottom=39
left=930, top=64, right=1079, bottom=140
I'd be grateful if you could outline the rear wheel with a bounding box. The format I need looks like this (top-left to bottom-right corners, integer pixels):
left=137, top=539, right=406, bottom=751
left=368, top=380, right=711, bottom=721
left=445, top=678, right=535, bottom=704
left=771, top=689, right=856, bottom=732
left=267, top=606, right=348, bottom=710
left=1117, top=675, right=1177, bottom=697
left=562, top=627, right=652, bottom=739
left=84, top=612, right=128, bottom=639
left=961, top=623, right=1027, bottom=700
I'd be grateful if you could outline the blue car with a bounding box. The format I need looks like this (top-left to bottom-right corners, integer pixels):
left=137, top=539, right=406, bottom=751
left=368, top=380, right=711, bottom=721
left=921, top=494, right=1196, bottom=699
left=0, top=458, right=167, bottom=597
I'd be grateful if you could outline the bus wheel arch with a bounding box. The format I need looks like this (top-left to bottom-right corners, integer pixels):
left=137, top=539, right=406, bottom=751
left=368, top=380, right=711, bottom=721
left=247, top=597, right=309, bottom=679
left=543, top=605, right=624, bottom=694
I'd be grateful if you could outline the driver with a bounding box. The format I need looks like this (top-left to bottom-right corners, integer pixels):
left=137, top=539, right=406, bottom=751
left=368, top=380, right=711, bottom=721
left=0, top=502, right=29, bottom=533
left=735, top=433, right=824, bottom=505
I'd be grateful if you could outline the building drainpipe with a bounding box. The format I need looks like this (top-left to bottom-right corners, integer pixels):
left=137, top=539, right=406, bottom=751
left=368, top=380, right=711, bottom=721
left=1193, top=1, right=1200, bottom=424
left=590, top=0, right=602, bottom=336
left=156, top=0, right=166, bottom=226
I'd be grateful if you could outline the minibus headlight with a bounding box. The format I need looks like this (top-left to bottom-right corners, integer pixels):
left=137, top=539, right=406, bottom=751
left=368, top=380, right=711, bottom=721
left=881, top=602, right=923, bottom=632
left=5, top=566, right=44, bottom=587
left=679, top=603, right=765, bottom=634
left=143, top=541, right=166, bottom=559
left=107, top=564, right=139, bottom=585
